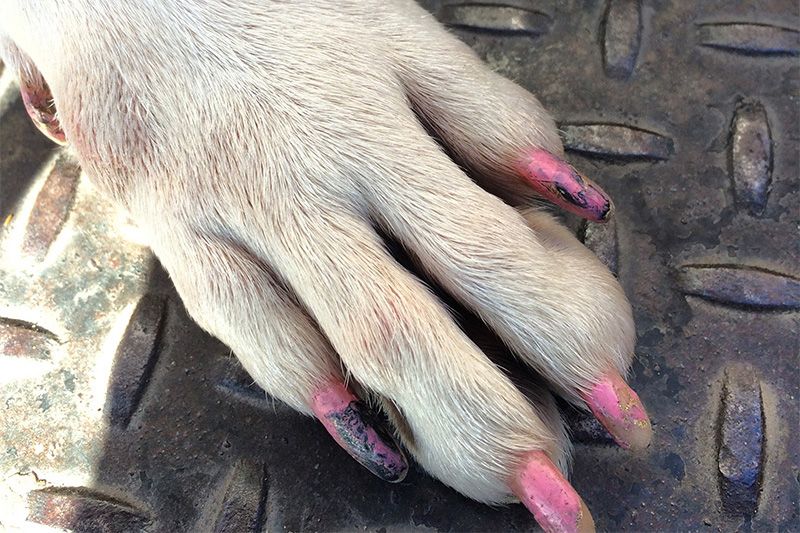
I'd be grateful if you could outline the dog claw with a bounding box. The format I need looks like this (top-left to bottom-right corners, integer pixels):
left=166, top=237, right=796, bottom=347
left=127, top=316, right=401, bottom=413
left=311, top=381, right=408, bottom=482
left=580, top=371, right=652, bottom=451
left=17, top=68, right=67, bottom=145
left=512, top=451, right=596, bottom=533
left=517, top=149, right=612, bottom=222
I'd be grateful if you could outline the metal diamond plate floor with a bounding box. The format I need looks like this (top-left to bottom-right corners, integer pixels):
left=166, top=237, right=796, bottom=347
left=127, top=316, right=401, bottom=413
left=1, top=1, right=798, bottom=531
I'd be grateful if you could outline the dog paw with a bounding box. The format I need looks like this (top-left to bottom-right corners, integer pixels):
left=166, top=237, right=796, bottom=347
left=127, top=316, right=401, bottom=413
left=1, top=1, right=651, bottom=530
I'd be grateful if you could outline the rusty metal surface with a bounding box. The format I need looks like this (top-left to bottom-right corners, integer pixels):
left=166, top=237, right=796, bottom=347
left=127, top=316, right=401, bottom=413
left=1, top=1, right=798, bottom=531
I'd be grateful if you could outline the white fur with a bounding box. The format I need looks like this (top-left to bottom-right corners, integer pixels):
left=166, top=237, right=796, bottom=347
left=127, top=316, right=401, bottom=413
left=0, top=0, right=634, bottom=504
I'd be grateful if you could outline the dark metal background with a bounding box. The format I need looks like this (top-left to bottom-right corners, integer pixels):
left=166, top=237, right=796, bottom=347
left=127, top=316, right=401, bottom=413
left=1, top=1, right=798, bottom=531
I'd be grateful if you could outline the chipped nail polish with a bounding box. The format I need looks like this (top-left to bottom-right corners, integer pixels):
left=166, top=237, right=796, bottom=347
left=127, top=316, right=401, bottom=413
left=512, top=451, right=596, bottom=533
left=311, top=382, right=408, bottom=483
left=581, top=372, right=652, bottom=451
left=518, top=149, right=612, bottom=222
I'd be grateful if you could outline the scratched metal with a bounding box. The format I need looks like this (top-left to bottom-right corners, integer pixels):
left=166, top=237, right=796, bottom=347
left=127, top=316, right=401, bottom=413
left=601, top=0, right=643, bottom=79
left=730, top=100, right=773, bottom=216
left=1, top=1, right=798, bottom=531
left=716, top=364, right=765, bottom=515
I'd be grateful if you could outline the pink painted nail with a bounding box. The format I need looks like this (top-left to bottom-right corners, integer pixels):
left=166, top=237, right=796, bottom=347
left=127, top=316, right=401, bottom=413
left=311, top=381, right=408, bottom=483
left=18, top=68, right=67, bottom=146
left=511, top=452, right=596, bottom=533
left=517, top=149, right=612, bottom=222
left=580, top=371, right=652, bottom=451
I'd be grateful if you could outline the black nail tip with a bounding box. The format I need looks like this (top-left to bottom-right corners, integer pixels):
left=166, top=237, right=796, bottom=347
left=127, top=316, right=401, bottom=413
left=597, top=200, right=614, bottom=222
left=380, top=459, right=410, bottom=483
left=327, top=401, right=409, bottom=483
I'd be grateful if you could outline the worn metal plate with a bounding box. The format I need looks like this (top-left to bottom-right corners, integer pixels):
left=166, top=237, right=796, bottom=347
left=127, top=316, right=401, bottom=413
left=1, top=1, right=798, bottom=531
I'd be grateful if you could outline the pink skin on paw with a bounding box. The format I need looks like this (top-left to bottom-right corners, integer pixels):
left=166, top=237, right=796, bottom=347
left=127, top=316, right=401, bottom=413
left=580, top=371, right=652, bottom=451
left=18, top=69, right=67, bottom=146
left=516, top=149, right=612, bottom=222
left=511, top=451, right=595, bottom=533
left=311, top=381, right=408, bottom=482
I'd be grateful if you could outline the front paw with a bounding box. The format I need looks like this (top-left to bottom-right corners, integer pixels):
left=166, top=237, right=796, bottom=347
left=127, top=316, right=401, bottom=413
left=3, top=1, right=652, bottom=530
left=151, top=190, right=647, bottom=533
